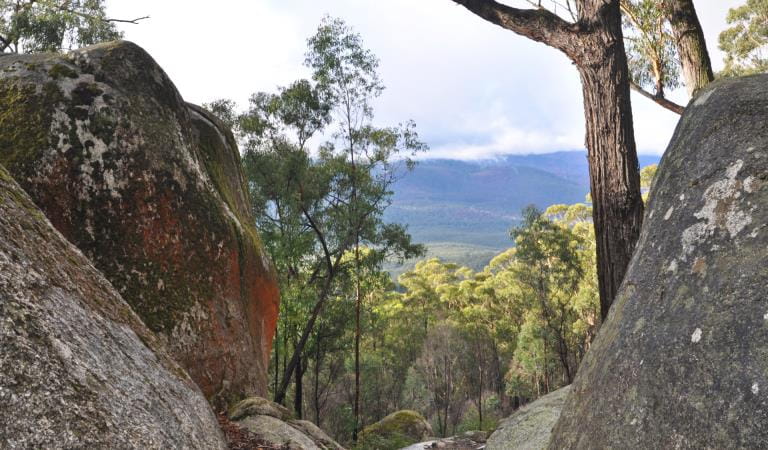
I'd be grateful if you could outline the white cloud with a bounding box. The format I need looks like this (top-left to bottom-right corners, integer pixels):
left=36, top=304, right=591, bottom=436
left=106, top=0, right=740, bottom=158
left=428, top=115, right=584, bottom=160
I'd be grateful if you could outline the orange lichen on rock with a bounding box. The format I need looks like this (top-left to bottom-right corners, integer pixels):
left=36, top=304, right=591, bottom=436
left=0, top=41, right=280, bottom=407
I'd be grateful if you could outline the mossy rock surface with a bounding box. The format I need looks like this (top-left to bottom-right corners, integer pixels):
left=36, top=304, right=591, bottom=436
left=0, top=41, right=279, bottom=404
left=550, top=75, right=768, bottom=448
left=228, top=396, right=345, bottom=450
left=229, top=396, right=293, bottom=422
left=0, top=164, right=225, bottom=448
left=485, top=386, right=569, bottom=450
left=358, top=410, right=433, bottom=449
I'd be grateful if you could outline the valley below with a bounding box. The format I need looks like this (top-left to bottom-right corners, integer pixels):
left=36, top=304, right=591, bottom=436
left=385, top=152, right=660, bottom=275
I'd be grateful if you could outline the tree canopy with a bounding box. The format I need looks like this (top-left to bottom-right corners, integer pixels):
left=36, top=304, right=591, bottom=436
left=720, top=0, right=768, bottom=77
left=0, top=0, right=145, bottom=53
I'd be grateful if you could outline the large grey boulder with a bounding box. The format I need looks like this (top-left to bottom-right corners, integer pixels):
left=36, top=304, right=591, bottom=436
left=237, top=415, right=320, bottom=450
left=0, top=165, right=225, bottom=448
left=486, top=386, right=569, bottom=450
left=550, top=75, right=768, bottom=448
left=0, top=41, right=279, bottom=405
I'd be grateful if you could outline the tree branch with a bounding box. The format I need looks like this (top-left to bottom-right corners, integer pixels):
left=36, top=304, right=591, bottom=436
left=41, top=0, right=150, bottom=25
left=104, top=16, right=150, bottom=24
left=451, top=0, right=579, bottom=55
left=629, top=81, right=684, bottom=114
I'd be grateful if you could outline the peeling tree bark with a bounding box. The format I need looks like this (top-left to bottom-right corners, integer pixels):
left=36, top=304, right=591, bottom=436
left=452, top=0, right=644, bottom=319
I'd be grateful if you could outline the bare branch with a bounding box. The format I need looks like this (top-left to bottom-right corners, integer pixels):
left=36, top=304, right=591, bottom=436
left=524, top=0, right=578, bottom=22
left=451, top=0, right=579, bottom=56
left=629, top=80, right=684, bottom=114
left=40, top=0, right=150, bottom=25
left=105, top=16, right=150, bottom=25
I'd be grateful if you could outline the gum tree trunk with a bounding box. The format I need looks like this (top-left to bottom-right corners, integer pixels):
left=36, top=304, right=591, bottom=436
left=664, top=0, right=714, bottom=95
left=577, top=1, right=644, bottom=319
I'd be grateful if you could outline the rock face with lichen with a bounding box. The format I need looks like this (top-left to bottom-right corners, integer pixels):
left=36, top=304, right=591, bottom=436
left=549, top=75, right=768, bottom=448
left=0, top=165, right=226, bottom=448
left=227, top=397, right=345, bottom=449
left=486, top=386, right=569, bottom=450
left=0, top=41, right=279, bottom=404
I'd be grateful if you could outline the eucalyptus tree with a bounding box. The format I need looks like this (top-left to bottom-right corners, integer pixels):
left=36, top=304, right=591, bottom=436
left=621, top=0, right=684, bottom=113
left=0, top=0, right=146, bottom=53
left=509, top=206, right=583, bottom=383
left=450, top=0, right=643, bottom=320
left=620, top=0, right=712, bottom=111
left=235, top=18, right=426, bottom=423
left=661, top=0, right=713, bottom=94
left=719, top=0, right=768, bottom=77
left=303, top=16, right=427, bottom=439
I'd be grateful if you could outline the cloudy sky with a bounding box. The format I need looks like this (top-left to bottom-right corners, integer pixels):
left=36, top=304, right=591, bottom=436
left=106, top=0, right=740, bottom=159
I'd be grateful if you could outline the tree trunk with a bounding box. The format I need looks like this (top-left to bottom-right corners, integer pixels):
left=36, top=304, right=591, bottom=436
left=451, top=0, right=644, bottom=318
left=543, top=339, right=550, bottom=393
left=556, top=335, right=573, bottom=383
left=314, top=334, right=322, bottom=426
left=353, top=273, right=361, bottom=442
left=577, top=2, right=644, bottom=320
left=274, top=324, right=280, bottom=400
left=478, top=367, right=483, bottom=429
left=663, top=0, right=714, bottom=95
left=275, top=261, right=335, bottom=405
left=295, top=352, right=303, bottom=419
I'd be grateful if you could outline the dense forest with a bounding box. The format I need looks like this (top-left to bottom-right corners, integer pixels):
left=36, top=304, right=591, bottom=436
left=3, top=0, right=768, bottom=449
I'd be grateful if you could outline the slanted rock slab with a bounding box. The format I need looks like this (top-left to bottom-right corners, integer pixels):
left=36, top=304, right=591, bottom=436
left=229, top=396, right=293, bottom=422
left=550, top=74, right=768, bottom=448
left=486, top=386, right=569, bottom=450
left=237, top=415, right=320, bottom=450
left=289, top=419, right=345, bottom=450
left=229, top=396, right=345, bottom=450
left=0, top=165, right=225, bottom=448
left=0, top=40, right=279, bottom=404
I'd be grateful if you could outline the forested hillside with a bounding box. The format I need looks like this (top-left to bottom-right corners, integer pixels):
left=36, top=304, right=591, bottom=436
left=385, top=153, right=660, bottom=273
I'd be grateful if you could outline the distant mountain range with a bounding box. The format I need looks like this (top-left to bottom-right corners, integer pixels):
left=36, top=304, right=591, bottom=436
left=384, top=151, right=660, bottom=276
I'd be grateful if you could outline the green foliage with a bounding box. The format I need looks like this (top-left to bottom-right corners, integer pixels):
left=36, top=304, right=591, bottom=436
left=354, top=431, right=412, bottom=450
left=640, top=163, right=658, bottom=202
left=0, top=0, right=122, bottom=53
left=208, top=17, right=427, bottom=442
left=202, top=98, right=239, bottom=131
left=622, top=0, right=681, bottom=95
left=345, top=201, right=598, bottom=440
left=306, top=16, right=383, bottom=122
left=455, top=400, right=500, bottom=433
left=719, top=0, right=768, bottom=77
left=640, top=163, right=657, bottom=189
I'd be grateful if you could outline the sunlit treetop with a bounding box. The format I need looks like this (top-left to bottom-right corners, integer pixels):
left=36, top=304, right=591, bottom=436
left=0, top=0, right=147, bottom=53
left=719, top=0, right=768, bottom=77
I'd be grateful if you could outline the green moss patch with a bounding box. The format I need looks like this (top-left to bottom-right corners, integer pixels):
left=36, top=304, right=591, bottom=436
left=48, top=63, right=78, bottom=80
left=357, top=410, right=431, bottom=450
left=0, top=80, right=64, bottom=177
